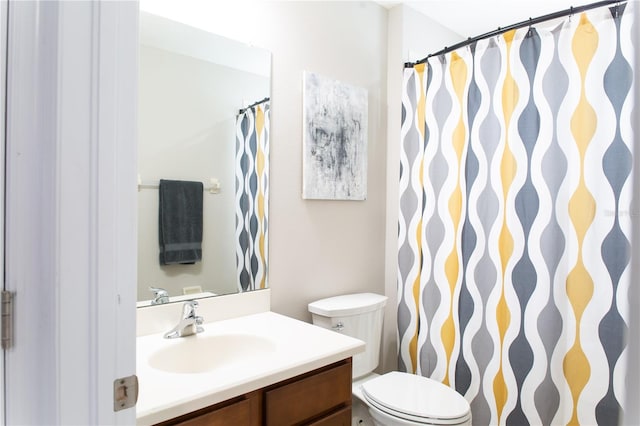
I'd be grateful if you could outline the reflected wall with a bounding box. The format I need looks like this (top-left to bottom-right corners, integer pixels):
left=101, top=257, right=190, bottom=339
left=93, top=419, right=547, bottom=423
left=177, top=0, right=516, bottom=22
left=137, top=12, right=270, bottom=303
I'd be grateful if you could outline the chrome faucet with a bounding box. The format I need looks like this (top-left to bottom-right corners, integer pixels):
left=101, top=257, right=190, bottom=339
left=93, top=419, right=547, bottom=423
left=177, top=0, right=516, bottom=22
left=164, top=300, right=204, bottom=339
left=149, top=286, right=169, bottom=305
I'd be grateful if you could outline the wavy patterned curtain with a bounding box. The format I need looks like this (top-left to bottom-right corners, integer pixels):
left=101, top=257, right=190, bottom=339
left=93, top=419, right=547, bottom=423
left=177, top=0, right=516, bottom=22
left=235, top=101, right=270, bottom=292
left=398, top=4, right=635, bottom=425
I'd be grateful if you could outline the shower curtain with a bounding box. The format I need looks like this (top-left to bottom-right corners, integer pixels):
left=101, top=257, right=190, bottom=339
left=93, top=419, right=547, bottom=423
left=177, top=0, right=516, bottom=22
left=397, top=4, right=635, bottom=425
left=235, top=101, right=270, bottom=292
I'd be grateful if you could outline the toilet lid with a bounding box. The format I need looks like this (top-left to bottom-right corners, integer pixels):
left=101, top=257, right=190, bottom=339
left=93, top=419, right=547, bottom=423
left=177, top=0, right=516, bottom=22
left=361, top=372, right=470, bottom=423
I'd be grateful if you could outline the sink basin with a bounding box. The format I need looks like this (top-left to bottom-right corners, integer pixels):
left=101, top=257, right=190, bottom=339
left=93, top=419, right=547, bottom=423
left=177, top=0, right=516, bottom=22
left=148, top=333, right=277, bottom=374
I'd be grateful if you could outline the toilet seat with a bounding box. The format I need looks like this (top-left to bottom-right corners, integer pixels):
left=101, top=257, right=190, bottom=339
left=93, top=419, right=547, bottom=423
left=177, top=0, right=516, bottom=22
left=361, top=372, right=471, bottom=425
left=363, top=394, right=471, bottom=425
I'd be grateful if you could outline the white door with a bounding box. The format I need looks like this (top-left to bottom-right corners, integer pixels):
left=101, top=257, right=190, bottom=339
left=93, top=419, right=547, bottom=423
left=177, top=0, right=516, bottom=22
left=0, top=0, right=7, bottom=421
left=3, top=1, right=138, bottom=424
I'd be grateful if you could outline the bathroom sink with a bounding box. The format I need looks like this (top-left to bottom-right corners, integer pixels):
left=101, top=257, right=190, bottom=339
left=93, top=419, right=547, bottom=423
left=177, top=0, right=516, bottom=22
left=148, top=333, right=277, bottom=374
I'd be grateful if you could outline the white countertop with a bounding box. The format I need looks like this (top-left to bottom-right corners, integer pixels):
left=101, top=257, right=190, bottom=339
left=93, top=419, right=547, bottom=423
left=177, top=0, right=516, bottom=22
left=136, top=311, right=365, bottom=425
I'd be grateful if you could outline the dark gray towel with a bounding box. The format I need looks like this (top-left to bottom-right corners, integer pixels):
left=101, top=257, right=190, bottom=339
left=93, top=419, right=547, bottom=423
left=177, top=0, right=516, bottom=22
left=158, top=179, right=203, bottom=265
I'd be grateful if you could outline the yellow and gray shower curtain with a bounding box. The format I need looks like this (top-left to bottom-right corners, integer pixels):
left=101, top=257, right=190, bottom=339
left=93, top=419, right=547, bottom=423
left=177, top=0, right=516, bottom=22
left=235, top=101, right=270, bottom=292
left=398, top=4, right=635, bottom=425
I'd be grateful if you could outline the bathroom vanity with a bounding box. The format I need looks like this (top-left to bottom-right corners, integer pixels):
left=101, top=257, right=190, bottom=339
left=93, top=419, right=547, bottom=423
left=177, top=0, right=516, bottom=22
left=155, top=359, right=352, bottom=425
left=136, top=293, right=364, bottom=425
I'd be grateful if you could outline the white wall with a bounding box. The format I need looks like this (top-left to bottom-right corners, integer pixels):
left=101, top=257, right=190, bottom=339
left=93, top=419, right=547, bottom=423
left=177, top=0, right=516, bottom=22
left=259, top=2, right=389, bottom=324
left=382, top=5, right=462, bottom=372
left=137, top=45, right=269, bottom=300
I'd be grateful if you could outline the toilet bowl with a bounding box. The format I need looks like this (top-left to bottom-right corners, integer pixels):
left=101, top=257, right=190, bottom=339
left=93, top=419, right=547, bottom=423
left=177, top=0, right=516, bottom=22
left=308, top=293, right=471, bottom=426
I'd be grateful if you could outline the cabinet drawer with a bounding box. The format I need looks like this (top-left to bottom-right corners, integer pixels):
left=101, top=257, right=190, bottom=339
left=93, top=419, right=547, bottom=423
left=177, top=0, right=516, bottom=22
left=177, top=399, right=251, bottom=426
left=307, top=406, right=351, bottom=426
left=159, top=391, right=261, bottom=426
left=265, top=360, right=352, bottom=425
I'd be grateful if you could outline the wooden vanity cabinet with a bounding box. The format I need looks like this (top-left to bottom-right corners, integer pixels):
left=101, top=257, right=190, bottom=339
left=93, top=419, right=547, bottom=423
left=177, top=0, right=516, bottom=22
left=157, top=358, right=352, bottom=426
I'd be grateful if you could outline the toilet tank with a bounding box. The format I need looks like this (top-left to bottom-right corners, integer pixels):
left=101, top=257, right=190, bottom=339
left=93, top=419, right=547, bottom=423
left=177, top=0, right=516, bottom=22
left=308, top=293, right=387, bottom=379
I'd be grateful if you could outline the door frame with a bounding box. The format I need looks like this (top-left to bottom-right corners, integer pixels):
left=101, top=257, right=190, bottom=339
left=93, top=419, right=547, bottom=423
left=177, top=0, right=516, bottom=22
left=3, top=1, right=138, bottom=424
left=0, top=0, right=7, bottom=421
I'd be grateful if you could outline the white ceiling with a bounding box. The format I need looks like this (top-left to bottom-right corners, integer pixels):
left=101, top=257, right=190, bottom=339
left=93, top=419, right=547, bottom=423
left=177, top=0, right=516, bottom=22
left=380, top=0, right=599, bottom=38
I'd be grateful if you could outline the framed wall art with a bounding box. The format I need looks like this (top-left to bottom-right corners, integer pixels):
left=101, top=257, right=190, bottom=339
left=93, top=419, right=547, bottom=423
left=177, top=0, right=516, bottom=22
left=302, top=71, right=368, bottom=200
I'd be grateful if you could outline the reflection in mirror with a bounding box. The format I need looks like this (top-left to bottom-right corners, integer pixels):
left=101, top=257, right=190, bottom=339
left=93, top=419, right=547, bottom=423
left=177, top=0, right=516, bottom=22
left=137, top=11, right=271, bottom=307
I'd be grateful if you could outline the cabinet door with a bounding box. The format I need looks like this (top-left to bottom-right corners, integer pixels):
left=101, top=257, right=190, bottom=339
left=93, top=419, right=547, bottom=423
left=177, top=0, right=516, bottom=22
left=264, top=360, right=352, bottom=425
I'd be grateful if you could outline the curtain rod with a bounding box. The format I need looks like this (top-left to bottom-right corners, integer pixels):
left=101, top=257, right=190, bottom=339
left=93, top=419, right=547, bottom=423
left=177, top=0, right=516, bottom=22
left=238, top=97, right=270, bottom=115
left=404, top=0, right=623, bottom=68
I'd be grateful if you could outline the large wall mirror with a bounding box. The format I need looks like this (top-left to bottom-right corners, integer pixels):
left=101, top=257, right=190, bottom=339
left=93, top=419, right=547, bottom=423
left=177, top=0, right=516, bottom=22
left=137, top=10, right=271, bottom=307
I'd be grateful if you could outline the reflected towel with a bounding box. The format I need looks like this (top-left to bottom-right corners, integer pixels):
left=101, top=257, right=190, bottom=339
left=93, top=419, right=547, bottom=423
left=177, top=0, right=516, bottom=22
left=158, top=179, right=203, bottom=265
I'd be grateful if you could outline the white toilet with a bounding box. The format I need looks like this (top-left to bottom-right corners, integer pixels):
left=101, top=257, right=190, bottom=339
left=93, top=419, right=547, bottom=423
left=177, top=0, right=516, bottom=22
left=308, top=293, right=471, bottom=426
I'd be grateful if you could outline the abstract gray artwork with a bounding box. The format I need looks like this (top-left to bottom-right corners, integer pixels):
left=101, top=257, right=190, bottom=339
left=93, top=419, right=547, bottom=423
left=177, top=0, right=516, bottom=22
left=303, top=72, right=367, bottom=200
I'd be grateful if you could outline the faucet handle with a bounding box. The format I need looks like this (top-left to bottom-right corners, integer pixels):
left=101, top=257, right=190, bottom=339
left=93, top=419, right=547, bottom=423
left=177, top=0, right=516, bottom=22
left=149, top=286, right=169, bottom=305
left=182, top=300, right=199, bottom=317
left=149, top=286, right=167, bottom=295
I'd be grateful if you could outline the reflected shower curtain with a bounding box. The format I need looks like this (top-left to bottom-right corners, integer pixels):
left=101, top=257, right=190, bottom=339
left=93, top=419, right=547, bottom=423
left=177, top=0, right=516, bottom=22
left=398, top=4, right=635, bottom=425
left=235, top=102, right=270, bottom=292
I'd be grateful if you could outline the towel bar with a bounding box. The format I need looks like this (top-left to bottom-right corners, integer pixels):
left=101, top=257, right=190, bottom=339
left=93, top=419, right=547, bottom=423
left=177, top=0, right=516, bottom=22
left=137, top=176, right=221, bottom=194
